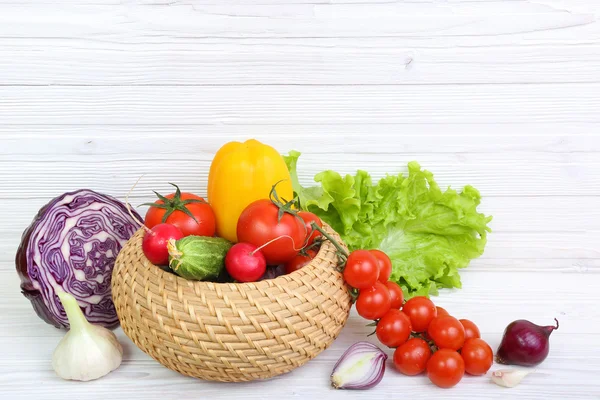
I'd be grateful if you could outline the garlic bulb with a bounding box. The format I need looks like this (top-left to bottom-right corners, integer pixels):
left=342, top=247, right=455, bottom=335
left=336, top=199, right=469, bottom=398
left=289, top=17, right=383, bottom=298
left=52, top=291, right=123, bottom=381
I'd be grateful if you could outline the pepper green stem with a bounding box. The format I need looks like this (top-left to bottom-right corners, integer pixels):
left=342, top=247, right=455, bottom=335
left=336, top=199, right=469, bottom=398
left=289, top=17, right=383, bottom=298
left=309, top=222, right=349, bottom=258
left=57, top=290, right=89, bottom=332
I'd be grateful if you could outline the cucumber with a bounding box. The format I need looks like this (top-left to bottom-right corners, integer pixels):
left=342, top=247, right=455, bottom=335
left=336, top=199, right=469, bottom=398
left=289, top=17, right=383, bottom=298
left=167, top=236, right=232, bottom=281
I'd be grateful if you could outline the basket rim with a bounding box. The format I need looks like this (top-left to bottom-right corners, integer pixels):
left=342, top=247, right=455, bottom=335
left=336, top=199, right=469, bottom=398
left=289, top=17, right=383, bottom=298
left=128, top=222, right=344, bottom=291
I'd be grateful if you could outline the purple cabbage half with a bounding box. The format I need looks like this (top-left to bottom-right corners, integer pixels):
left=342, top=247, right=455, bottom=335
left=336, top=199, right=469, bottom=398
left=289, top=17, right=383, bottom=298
left=16, top=189, right=141, bottom=329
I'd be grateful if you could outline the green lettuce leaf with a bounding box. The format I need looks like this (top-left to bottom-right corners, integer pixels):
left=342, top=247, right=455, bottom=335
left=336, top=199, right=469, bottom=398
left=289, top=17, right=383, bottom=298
left=283, top=151, right=492, bottom=298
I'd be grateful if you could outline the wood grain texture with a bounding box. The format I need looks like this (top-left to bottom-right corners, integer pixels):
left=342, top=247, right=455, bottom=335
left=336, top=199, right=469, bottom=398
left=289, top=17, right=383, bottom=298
left=1, top=0, right=600, bottom=398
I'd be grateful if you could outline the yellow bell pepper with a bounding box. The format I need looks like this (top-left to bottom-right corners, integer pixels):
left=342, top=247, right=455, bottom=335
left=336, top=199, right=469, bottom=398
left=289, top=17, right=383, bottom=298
left=207, top=139, right=294, bottom=242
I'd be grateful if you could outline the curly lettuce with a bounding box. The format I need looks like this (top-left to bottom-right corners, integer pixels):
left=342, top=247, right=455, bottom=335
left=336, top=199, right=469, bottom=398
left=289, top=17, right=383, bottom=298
left=284, top=151, right=492, bottom=298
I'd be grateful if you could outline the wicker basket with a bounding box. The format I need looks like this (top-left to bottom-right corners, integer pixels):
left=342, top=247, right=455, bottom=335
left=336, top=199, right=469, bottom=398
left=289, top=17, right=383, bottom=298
left=111, top=224, right=352, bottom=382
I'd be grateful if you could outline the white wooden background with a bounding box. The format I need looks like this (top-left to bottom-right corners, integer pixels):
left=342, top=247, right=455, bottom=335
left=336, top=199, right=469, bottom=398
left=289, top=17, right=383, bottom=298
left=1, top=0, right=600, bottom=398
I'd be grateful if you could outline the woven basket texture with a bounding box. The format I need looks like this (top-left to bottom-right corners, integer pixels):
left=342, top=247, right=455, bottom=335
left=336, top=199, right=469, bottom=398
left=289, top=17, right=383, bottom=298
left=111, top=225, right=352, bottom=382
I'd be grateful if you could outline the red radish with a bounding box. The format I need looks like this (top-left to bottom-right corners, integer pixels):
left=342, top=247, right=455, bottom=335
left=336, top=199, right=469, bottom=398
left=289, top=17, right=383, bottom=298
left=225, top=243, right=267, bottom=282
left=142, top=223, right=184, bottom=265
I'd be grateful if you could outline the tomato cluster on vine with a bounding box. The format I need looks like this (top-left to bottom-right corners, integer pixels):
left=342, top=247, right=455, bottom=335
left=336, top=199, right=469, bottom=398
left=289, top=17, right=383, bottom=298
left=341, top=249, right=493, bottom=389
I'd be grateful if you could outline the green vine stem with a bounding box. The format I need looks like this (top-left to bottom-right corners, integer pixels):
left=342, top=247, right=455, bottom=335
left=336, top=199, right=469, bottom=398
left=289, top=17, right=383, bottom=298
left=309, top=221, right=349, bottom=259
left=308, top=221, right=359, bottom=299
left=410, top=331, right=438, bottom=352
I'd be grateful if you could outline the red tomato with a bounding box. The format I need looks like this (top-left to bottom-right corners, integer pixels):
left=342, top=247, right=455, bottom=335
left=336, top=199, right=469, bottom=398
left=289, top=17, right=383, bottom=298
left=298, top=211, right=322, bottom=246
left=225, top=243, right=267, bottom=282
left=427, top=349, right=465, bottom=388
left=369, top=249, right=392, bottom=282
left=427, top=316, right=466, bottom=351
left=461, top=338, right=493, bottom=376
left=284, top=249, right=317, bottom=274
left=376, top=309, right=412, bottom=348
left=436, top=306, right=450, bottom=318
left=402, top=296, right=437, bottom=332
left=144, top=187, right=216, bottom=237
left=237, top=199, right=307, bottom=264
left=459, top=319, right=481, bottom=340
left=385, top=281, right=404, bottom=309
left=393, top=338, right=432, bottom=376
left=343, top=250, right=379, bottom=289
left=356, top=281, right=391, bottom=320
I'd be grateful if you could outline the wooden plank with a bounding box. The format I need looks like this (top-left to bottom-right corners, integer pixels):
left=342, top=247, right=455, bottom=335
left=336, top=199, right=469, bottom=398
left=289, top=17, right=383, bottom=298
left=2, top=85, right=600, bottom=126
left=1, top=149, right=599, bottom=199
left=0, top=2, right=596, bottom=42
left=3, top=194, right=600, bottom=236
left=2, top=125, right=599, bottom=154
left=3, top=39, right=600, bottom=85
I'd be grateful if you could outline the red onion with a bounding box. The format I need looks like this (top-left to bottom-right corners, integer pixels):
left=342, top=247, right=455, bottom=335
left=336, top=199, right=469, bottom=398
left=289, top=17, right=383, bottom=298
left=331, top=342, right=387, bottom=390
left=496, top=318, right=559, bottom=367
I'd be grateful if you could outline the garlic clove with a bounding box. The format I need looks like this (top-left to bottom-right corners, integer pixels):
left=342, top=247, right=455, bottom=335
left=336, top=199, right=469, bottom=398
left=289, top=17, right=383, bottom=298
left=331, top=341, right=387, bottom=390
left=491, top=368, right=534, bottom=388
left=52, top=291, right=123, bottom=381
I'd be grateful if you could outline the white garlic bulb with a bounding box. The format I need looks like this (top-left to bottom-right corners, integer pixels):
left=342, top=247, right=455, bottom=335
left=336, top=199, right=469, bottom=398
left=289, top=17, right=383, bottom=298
left=52, top=291, right=123, bottom=381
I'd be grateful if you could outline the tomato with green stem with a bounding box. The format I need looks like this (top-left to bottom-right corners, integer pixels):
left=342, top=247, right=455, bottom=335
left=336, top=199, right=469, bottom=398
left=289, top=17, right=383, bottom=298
left=237, top=186, right=307, bottom=264
left=143, top=183, right=216, bottom=237
left=393, top=338, right=432, bottom=376
left=402, top=296, right=437, bottom=332
left=356, top=281, right=391, bottom=320
left=427, top=349, right=465, bottom=388
left=376, top=309, right=412, bottom=348
left=427, top=316, right=466, bottom=351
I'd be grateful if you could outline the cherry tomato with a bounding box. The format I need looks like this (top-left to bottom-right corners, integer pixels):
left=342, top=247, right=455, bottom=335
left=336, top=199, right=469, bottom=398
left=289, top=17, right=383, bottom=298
left=461, top=338, right=493, bottom=376
left=402, top=296, right=437, bottom=332
left=237, top=199, right=307, bottom=264
left=225, top=243, right=267, bottom=282
left=427, top=349, right=465, bottom=388
left=356, top=281, right=391, bottom=320
left=343, top=250, right=379, bottom=289
left=385, top=281, right=404, bottom=309
left=459, top=319, right=481, bottom=340
left=298, top=211, right=322, bottom=246
left=376, top=309, right=412, bottom=348
left=427, top=316, right=466, bottom=351
left=393, top=338, right=432, bottom=376
left=144, top=184, right=216, bottom=237
left=369, top=249, right=392, bottom=282
left=284, top=249, right=317, bottom=274
left=436, top=306, right=450, bottom=318
left=142, top=223, right=184, bottom=265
